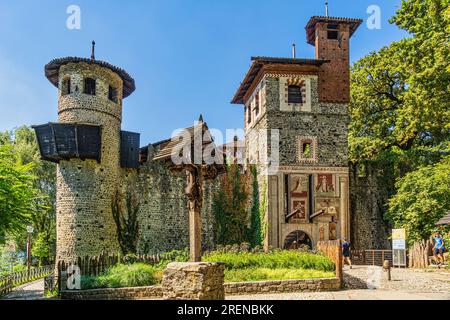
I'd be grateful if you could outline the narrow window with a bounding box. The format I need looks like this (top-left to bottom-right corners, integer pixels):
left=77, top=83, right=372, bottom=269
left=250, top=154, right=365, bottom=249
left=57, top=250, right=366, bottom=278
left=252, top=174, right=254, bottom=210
left=255, top=92, right=260, bottom=116
left=247, top=105, right=252, bottom=124
left=288, top=85, right=302, bottom=104
left=84, top=78, right=96, bottom=95
left=327, top=24, right=339, bottom=40
left=108, top=85, right=118, bottom=103
left=62, top=78, right=71, bottom=95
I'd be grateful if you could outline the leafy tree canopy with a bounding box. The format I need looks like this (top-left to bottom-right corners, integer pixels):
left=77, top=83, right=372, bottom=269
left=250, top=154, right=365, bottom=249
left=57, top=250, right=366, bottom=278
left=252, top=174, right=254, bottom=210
left=350, top=0, right=450, bottom=165
left=349, top=0, right=450, bottom=242
left=0, top=145, right=37, bottom=242
left=386, top=156, right=450, bottom=244
left=0, top=126, right=56, bottom=264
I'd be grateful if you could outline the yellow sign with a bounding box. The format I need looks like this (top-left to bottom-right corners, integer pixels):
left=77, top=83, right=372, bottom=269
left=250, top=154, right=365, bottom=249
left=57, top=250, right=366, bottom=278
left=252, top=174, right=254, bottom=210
left=392, top=229, right=406, bottom=240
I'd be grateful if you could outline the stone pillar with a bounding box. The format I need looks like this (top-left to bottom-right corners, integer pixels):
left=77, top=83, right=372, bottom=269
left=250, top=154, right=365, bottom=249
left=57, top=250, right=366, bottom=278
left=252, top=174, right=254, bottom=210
left=162, top=262, right=225, bottom=300
left=340, top=176, right=350, bottom=240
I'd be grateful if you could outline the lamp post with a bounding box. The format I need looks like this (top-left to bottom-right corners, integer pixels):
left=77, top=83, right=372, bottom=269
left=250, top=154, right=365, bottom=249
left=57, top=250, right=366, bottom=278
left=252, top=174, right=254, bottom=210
left=26, top=225, right=34, bottom=274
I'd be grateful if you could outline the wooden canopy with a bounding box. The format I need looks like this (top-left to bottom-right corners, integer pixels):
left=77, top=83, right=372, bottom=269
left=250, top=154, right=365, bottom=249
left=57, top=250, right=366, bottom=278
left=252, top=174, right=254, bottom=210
left=231, top=57, right=327, bottom=105
left=152, top=116, right=225, bottom=172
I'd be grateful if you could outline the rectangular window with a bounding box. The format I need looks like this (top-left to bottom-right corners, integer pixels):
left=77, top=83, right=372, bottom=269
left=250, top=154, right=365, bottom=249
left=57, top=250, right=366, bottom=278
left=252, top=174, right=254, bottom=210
left=327, top=24, right=339, bottom=40
left=84, top=78, right=96, bottom=95
left=247, top=105, right=252, bottom=124
left=288, top=85, right=303, bottom=104
left=255, top=92, right=260, bottom=116
left=62, top=78, right=71, bottom=95
left=108, top=85, right=118, bottom=103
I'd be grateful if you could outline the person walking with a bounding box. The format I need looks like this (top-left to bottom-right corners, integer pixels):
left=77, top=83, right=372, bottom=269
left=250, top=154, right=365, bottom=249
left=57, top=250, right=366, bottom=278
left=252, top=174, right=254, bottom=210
left=433, top=232, right=446, bottom=267
left=342, top=238, right=352, bottom=269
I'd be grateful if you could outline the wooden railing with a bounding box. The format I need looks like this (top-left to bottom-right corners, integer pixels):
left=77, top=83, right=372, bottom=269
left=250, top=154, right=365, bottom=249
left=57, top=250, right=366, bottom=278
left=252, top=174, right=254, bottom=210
left=0, top=265, right=54, bottom=297
left=351, top=250, right=394, bottom=266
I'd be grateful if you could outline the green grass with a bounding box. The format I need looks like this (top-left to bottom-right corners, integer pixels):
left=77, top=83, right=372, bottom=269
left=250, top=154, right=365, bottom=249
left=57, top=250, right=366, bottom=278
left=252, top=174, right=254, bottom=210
left=81, top=263, right=163, bottom=289
left=79, top=250, right=335, bottom=289
left=224, top=268, right=335, bottom=282
left=203, top=250, right=335, bottom=272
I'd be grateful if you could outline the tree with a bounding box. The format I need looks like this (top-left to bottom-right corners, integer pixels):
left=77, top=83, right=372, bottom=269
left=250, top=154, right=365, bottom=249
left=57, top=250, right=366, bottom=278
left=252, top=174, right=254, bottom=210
left=386, top=156, right=450, bottom=244
left=0, top=126, right=56, bottom=263
left=349, top=0, right=450, bottom=245
left=350, top=0, right=449, bottom=165
left=0, top=145, right=37, bottom=242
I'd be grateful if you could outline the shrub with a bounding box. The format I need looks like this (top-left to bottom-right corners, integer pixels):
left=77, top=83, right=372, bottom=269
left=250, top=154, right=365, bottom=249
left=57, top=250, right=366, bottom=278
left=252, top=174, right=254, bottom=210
left=203, top=250, right=335, bottom=272
left=81, top=263, right=162, bottom=289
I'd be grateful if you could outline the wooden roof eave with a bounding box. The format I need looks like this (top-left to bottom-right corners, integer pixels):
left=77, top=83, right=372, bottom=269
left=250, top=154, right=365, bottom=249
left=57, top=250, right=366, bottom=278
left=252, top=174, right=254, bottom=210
left=233, top=62, right=323, bottom=105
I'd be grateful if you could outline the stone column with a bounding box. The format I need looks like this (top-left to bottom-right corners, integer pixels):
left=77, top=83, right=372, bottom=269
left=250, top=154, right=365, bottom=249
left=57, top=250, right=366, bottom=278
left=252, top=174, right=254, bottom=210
left=162, top=262, right=225, bottom=300
left=339, top=176, right=349, bottom=240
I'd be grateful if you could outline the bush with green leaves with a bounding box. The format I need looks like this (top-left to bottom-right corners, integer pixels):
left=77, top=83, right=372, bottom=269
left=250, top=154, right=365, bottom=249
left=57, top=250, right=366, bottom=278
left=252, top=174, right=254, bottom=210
left=81, top=263, right=162, bottom=289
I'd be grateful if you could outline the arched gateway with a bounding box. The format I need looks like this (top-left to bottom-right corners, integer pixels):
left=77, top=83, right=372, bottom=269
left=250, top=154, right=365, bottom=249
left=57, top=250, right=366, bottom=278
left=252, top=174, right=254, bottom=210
left=284, top=230, right=313, bottom=250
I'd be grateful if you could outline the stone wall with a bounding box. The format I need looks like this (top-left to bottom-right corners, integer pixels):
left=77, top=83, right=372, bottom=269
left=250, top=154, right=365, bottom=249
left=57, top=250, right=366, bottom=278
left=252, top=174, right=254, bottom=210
left=224, top=278, right=341, bottom=295
left=349, top=163, right=391, bottom=249
left=60, top=285, right=163, bottom=300
left=119, top=144, right=218, bottom=255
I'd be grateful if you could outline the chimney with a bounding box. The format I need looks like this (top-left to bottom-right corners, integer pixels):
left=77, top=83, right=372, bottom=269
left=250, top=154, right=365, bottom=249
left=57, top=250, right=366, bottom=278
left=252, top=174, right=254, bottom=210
left=90, top=40, right=96, bottom=61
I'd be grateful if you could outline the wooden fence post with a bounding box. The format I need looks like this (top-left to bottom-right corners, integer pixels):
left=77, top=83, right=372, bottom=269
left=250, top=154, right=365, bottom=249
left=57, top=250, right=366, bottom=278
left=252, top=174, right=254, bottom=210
left=336, top=239, right=343, bottom=287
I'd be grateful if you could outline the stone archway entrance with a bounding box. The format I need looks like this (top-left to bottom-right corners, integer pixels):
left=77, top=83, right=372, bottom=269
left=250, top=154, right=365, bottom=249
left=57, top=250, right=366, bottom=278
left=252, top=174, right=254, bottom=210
left=284, top=230, right=313, bottom=250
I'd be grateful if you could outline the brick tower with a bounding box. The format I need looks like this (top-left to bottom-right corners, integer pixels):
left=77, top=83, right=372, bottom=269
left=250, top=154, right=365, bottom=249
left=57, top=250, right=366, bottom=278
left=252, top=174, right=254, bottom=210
left=306, top=16, right=361, bottom=103
left=231, top=15, right=361, bottom=249
left=34, top=43, right=136, bottom=263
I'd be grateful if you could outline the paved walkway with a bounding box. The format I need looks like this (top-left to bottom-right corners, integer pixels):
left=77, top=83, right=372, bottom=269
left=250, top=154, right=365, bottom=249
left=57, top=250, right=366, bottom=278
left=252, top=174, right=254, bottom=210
left=227, top=289, right=449, bottom=300
left=2, top=279, right=46, bottom=300
left=228, top=266, right=450, bottom=300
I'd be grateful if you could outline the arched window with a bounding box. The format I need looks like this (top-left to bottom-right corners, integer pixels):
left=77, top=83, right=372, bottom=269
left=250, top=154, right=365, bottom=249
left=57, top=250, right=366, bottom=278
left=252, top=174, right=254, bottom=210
left=61, top=77, right=71, bottom=95
left=84, top=78, right=96, bottom=95
left=288, top=85, right=302, bottom=104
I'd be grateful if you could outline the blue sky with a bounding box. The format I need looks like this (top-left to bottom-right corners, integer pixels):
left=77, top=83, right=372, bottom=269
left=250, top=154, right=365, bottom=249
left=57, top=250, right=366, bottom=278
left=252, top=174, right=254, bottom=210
left=0, top=0, right=407, bottom=145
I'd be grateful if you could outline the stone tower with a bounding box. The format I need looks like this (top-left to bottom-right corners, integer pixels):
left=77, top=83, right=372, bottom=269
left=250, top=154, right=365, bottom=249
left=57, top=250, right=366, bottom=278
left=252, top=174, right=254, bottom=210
left=231, top=16, right=361, bottom=249
left=35, top=45, right=136, bottom=263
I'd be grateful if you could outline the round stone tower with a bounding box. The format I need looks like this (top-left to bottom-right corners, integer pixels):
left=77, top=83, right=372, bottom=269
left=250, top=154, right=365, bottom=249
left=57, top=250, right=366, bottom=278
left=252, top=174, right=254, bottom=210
left=44, top=45, right=135, bottom=262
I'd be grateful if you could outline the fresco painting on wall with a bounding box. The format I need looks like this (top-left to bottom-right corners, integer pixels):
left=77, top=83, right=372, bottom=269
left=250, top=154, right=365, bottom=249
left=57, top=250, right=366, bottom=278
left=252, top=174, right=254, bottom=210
left=315, top=173, right=338, bottom=196
left=289, top=175, right=309, bottom=222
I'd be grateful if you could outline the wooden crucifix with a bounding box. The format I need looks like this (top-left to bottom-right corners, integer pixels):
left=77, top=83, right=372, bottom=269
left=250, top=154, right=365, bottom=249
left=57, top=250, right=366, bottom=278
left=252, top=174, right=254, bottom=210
left=153, top=116, right=223, bottom=262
